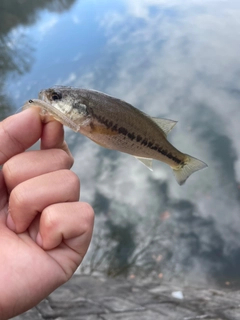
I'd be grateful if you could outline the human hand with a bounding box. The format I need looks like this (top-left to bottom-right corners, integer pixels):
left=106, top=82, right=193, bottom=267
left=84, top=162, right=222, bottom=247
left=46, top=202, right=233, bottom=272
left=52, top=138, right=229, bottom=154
left=0, top=108, right=94, bottom=319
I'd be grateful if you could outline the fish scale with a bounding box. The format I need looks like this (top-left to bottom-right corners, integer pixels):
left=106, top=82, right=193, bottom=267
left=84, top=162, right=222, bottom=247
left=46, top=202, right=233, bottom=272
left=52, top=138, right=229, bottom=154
left=22, top=86, right=208, bottom=185
left=79, top=93, right=184, bottom=165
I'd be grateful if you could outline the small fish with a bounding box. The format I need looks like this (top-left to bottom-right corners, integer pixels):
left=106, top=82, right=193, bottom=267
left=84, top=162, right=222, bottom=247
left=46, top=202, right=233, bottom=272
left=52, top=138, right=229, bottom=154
left=23, top=86, right=207, bottom=185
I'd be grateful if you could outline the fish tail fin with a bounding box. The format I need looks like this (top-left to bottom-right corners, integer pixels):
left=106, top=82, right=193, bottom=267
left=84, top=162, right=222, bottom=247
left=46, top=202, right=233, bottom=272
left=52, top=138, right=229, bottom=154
left=172, top=155, right=208, bottom=185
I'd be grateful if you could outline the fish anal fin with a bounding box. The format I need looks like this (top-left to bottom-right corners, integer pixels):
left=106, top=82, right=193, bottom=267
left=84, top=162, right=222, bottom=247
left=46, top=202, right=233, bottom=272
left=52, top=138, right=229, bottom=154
left=135, top=156, right=153, bottom=171
left=151, top=117, right=177, bottom=136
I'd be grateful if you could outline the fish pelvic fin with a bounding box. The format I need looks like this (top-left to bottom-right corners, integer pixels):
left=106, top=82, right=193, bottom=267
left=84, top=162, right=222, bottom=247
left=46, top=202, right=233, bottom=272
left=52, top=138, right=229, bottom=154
left=135, top=156, right=153, bottom=171
left=151, top=117, right=177, bottom=136
left=172, top=155, right=208, bottom=185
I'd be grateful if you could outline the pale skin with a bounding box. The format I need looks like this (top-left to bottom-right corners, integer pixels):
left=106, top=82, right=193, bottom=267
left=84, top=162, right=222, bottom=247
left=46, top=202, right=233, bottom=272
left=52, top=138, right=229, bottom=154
left=0, top=108, right=94, bottom=319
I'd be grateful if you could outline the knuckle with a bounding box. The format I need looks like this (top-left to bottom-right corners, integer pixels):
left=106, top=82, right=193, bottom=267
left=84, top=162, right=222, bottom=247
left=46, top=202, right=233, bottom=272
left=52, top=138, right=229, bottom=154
left=42, top=206, right=58, bottom=231
left=10, top=185, right=28, bottom=209
left=1, top=120, right=25, bottom=156
left=82, top=202, right=95, bottom=228
left=2, top=160, right=17, bottom=187
left=63, top=170, right=80, bottom=189
left=53, top=149, right=73, bottom=169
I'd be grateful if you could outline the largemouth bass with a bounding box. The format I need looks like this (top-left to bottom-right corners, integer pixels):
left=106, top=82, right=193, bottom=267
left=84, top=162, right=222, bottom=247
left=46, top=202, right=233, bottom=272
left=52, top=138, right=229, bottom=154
left=23, top=86, right=207, bottom=185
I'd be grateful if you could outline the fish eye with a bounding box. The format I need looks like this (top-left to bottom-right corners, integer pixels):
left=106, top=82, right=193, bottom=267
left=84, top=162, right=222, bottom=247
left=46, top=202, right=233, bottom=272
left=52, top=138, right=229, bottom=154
left=51, top=92, right=62, bottom=100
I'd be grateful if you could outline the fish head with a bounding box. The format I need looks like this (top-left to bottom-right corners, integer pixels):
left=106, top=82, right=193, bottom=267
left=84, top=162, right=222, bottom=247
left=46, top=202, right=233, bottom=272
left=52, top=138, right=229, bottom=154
left=38, top=86, right=89, bottom=124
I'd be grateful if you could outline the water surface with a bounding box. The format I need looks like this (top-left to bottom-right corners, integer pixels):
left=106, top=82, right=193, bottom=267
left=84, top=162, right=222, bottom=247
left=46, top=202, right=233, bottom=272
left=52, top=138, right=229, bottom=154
left=1, top=0, right=240, bottom=287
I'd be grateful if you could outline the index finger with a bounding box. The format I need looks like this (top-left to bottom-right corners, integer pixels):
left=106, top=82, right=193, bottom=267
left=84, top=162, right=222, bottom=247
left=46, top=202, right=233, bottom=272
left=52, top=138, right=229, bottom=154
left=0, top=107, right=73, bottom=166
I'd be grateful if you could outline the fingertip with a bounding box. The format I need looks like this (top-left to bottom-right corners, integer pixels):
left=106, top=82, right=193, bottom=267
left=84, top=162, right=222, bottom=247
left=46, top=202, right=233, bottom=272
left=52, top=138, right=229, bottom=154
left=20, top=107, right=43, bottom=131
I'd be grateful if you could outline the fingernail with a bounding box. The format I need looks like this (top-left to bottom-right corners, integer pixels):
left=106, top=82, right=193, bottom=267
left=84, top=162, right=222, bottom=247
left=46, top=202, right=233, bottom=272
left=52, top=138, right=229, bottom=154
left=36, top=232, right=43, bottom=247
left=7, top=214, right=16, bottom=231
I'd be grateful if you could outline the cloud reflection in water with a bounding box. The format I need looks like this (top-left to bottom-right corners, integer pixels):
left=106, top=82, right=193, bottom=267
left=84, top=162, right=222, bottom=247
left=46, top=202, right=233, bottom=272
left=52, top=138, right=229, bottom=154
left=3, top=0, right=240, bottom=286
left=68, top=0, right=240, bottom=285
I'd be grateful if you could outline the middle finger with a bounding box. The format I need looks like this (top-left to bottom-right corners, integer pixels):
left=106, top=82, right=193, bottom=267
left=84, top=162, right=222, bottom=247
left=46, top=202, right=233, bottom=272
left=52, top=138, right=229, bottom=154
left=8, top=169, right=80, bottom=233
left=3, top=149, right=73, bottom=192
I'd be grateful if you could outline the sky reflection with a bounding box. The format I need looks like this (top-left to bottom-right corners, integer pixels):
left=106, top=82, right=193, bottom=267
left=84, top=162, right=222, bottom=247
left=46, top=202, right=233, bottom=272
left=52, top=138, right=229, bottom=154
left=2, top=0, right=240, bottom=286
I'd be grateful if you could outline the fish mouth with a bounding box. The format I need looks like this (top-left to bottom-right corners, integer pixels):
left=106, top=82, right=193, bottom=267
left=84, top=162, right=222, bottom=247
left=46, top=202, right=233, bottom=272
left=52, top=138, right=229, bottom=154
left=38, top=90, right=49, bottom=103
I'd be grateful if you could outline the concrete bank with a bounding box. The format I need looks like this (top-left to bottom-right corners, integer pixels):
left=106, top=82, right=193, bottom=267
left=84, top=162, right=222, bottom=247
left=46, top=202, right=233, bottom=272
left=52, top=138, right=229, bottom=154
left=13, top=275, right=240, bottom=320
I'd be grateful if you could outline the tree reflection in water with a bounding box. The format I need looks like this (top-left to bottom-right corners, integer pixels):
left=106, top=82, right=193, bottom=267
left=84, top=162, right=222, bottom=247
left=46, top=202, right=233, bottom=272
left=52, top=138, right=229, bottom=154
left=0, top=0, right=76, bottom=120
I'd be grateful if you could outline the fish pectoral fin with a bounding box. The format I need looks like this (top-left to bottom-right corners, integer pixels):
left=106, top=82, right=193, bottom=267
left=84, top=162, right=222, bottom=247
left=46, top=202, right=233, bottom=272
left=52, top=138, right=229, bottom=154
left=151, top=117, right=177, bottom=136
left=135, top=156, right=153, bottom=171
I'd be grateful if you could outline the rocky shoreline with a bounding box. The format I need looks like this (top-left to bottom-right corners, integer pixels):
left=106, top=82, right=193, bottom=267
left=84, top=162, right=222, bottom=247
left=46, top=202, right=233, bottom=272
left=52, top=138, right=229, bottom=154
left=13, top=275, right=240, bottom=319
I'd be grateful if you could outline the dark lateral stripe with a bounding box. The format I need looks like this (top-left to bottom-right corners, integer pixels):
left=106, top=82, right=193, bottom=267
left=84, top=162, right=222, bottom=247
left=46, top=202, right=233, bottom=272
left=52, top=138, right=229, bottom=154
left=118, top=127, right=128, bottom=135
left=112, top=124, right=118, bottom=131
left=92, top=113, right=114, bottom=129
left=127, top=132, right=136, bottom=140
left=137, top=135, right=142, bottom=142
left=92, top=112, right=181, bottom=164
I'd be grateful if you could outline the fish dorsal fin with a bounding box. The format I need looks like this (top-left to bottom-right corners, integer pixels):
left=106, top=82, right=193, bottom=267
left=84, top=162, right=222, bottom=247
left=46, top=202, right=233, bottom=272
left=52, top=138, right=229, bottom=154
left=151, top=117, right=177, bottom=136
left=135, top=156, right=153, bottom=171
